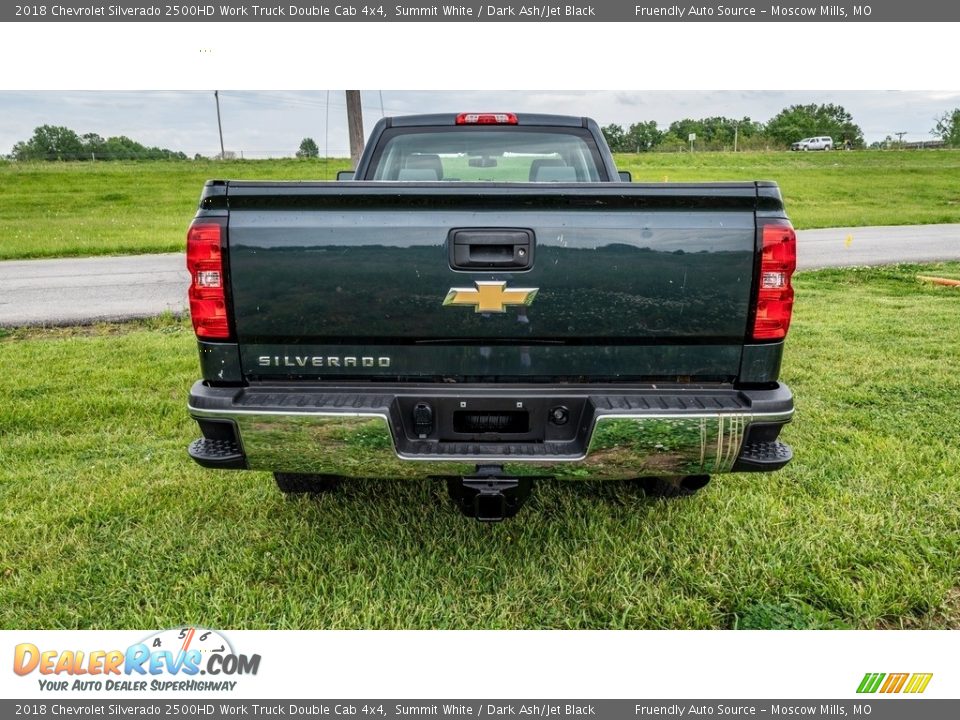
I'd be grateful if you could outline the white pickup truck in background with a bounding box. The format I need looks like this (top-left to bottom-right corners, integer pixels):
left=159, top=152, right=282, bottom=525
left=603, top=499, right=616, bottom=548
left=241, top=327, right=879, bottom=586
left=791, top=136, right=833, bottom=151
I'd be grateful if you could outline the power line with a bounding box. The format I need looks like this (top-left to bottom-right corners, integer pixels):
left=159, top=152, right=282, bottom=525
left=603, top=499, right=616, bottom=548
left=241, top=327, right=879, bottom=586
left=219, top=90, right=407, bottom=115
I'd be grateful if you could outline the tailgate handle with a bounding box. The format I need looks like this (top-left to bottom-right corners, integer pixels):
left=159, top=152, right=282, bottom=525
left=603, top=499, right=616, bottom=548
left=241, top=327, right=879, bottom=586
left=448, top=229, right=534, bottom=270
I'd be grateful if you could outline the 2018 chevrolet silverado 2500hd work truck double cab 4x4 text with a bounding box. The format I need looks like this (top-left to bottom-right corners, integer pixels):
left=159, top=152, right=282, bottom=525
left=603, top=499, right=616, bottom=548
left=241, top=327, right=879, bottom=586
left=186, top=112, right=796, bottom=521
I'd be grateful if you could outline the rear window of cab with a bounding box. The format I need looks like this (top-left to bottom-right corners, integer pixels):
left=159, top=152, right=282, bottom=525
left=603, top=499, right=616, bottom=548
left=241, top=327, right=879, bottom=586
left=368, top=127, right=607, bottom=182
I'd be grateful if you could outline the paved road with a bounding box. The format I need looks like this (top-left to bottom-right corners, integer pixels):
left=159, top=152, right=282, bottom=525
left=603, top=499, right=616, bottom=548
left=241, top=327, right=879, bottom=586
left=1, top=224, right=959, bottom=327
left=797, top=224, right=960, bottom=270
left=0, top=253, right=188, bottom=327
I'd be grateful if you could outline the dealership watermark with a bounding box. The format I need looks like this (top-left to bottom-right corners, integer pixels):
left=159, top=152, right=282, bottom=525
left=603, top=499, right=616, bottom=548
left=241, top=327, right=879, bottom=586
left=3, top=700, right=960, bottom=719
left=5, top=0, right=960, bottom=22
left=11, top=628, right=260, bottom=694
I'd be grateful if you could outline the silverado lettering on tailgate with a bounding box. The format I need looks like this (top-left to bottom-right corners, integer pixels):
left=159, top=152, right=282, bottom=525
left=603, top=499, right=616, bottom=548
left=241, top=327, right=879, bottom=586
left=258, top=356, right=391, bottom=368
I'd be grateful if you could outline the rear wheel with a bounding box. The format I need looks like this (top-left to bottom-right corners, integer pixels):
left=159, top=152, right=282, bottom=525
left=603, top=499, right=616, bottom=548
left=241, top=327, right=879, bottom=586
left=273, top=472, right=339, bottom=495
left=635, top=474, right=710, bottom=498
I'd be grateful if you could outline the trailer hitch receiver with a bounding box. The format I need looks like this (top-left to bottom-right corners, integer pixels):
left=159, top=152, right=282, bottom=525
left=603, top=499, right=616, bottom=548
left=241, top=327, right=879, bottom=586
left=447, top=466, right=533, bottom=522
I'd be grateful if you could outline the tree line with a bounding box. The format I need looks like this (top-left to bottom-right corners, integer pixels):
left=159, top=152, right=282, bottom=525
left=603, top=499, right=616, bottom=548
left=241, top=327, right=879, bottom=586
left=602, top=103, right=960, bottom=152
left=7, top=105, right=960, bottom=161
left=10, top=125, right=187, bottom=161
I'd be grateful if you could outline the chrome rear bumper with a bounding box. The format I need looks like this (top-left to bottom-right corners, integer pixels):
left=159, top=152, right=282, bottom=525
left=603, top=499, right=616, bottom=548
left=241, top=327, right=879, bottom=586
left=188, top=382, right=793, bottom=480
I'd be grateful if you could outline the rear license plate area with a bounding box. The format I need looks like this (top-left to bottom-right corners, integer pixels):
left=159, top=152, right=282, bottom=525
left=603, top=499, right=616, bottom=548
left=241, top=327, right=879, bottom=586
left=394, top=396, right=587, bottom=443
left=453, top=410, right=529, bottom=434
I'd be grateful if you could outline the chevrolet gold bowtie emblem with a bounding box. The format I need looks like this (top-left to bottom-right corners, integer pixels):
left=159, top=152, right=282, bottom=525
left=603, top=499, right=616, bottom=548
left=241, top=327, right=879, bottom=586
left=443, top=281, right=539, bottom=313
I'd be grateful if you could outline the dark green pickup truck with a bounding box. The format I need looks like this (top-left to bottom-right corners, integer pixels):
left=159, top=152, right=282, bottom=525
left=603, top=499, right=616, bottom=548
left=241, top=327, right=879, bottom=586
left=186, top=112, right=796, bottom=520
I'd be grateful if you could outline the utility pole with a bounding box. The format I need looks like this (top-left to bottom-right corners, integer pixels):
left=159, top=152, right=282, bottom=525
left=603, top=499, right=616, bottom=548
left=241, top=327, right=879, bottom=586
left=895, top=131, right=907, bottom=148
left=346, top=90, right=364, bottom=168
left=214, top=90, right=225, bottom=160
left=325, top=91, right=331, bottom=157
left=733, top=122, right=739, bottom=153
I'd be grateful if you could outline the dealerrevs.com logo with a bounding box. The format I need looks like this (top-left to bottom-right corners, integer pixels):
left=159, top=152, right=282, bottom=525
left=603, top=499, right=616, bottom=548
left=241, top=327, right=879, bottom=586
left=13, top=627, right=261, bottom=693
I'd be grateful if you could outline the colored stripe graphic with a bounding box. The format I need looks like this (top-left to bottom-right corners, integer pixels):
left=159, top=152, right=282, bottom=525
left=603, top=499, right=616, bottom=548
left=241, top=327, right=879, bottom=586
left=857, top=673, right=885, bottom=693
left=880, top=673, right=908, bottom=693
left=857, top=672, right=932, bottom=694
left=904, top=673, right=934, bottom=694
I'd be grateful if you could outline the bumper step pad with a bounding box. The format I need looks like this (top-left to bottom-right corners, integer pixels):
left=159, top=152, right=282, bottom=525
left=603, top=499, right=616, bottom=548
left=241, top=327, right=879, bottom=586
left=188, top=438, right=246, bottom=470
left=733, top=439, right=793, bottom=472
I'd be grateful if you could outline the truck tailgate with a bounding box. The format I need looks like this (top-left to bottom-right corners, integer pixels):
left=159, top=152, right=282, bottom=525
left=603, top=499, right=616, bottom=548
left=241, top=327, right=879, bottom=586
left=224, top=182, right=768, bottom=381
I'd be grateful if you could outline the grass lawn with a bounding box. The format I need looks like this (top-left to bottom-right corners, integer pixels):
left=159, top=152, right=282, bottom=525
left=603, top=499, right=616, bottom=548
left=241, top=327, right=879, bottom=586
left=0, top=158, right=351, bottom=261
left=1, top=150, right=960, bottom=260
left=615, top=149, right=960, bottom=230
left=1, top=263, right=959, bottom=629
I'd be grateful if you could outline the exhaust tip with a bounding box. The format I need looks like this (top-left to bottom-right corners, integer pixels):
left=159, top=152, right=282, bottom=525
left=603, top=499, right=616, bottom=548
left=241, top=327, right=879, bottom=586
left=679, top=474, right=711, bottom=492
left=636, top=474, right=711, bottom=498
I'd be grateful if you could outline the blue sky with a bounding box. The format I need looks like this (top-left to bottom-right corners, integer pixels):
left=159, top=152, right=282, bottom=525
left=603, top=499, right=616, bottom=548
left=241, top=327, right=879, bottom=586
left=1, top=90, right=957, bottom=157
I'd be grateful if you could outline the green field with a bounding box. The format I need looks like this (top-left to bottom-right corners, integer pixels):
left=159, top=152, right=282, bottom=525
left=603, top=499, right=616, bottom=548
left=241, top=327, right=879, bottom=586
left=1, top=150, right=959, bottom=260
left=1, top=263, right=958, bottom=629
left=0, top=158, right=350, bottom=261
left=616, top=149, right=960, bottom=230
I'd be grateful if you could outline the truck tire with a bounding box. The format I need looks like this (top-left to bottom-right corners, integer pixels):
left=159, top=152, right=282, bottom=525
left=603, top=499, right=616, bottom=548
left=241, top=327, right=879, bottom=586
left=636, top=475, right=710, bottom=498
left=273, top=472, right=339, bottom=495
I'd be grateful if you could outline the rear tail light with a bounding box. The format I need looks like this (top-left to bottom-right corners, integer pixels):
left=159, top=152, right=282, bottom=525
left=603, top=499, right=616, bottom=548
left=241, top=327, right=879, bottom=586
left=187, top=222, right=230, bottom=339
left=752, top=223, right=796, bottom=341
left=456, top=112, right=518, bottom=125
